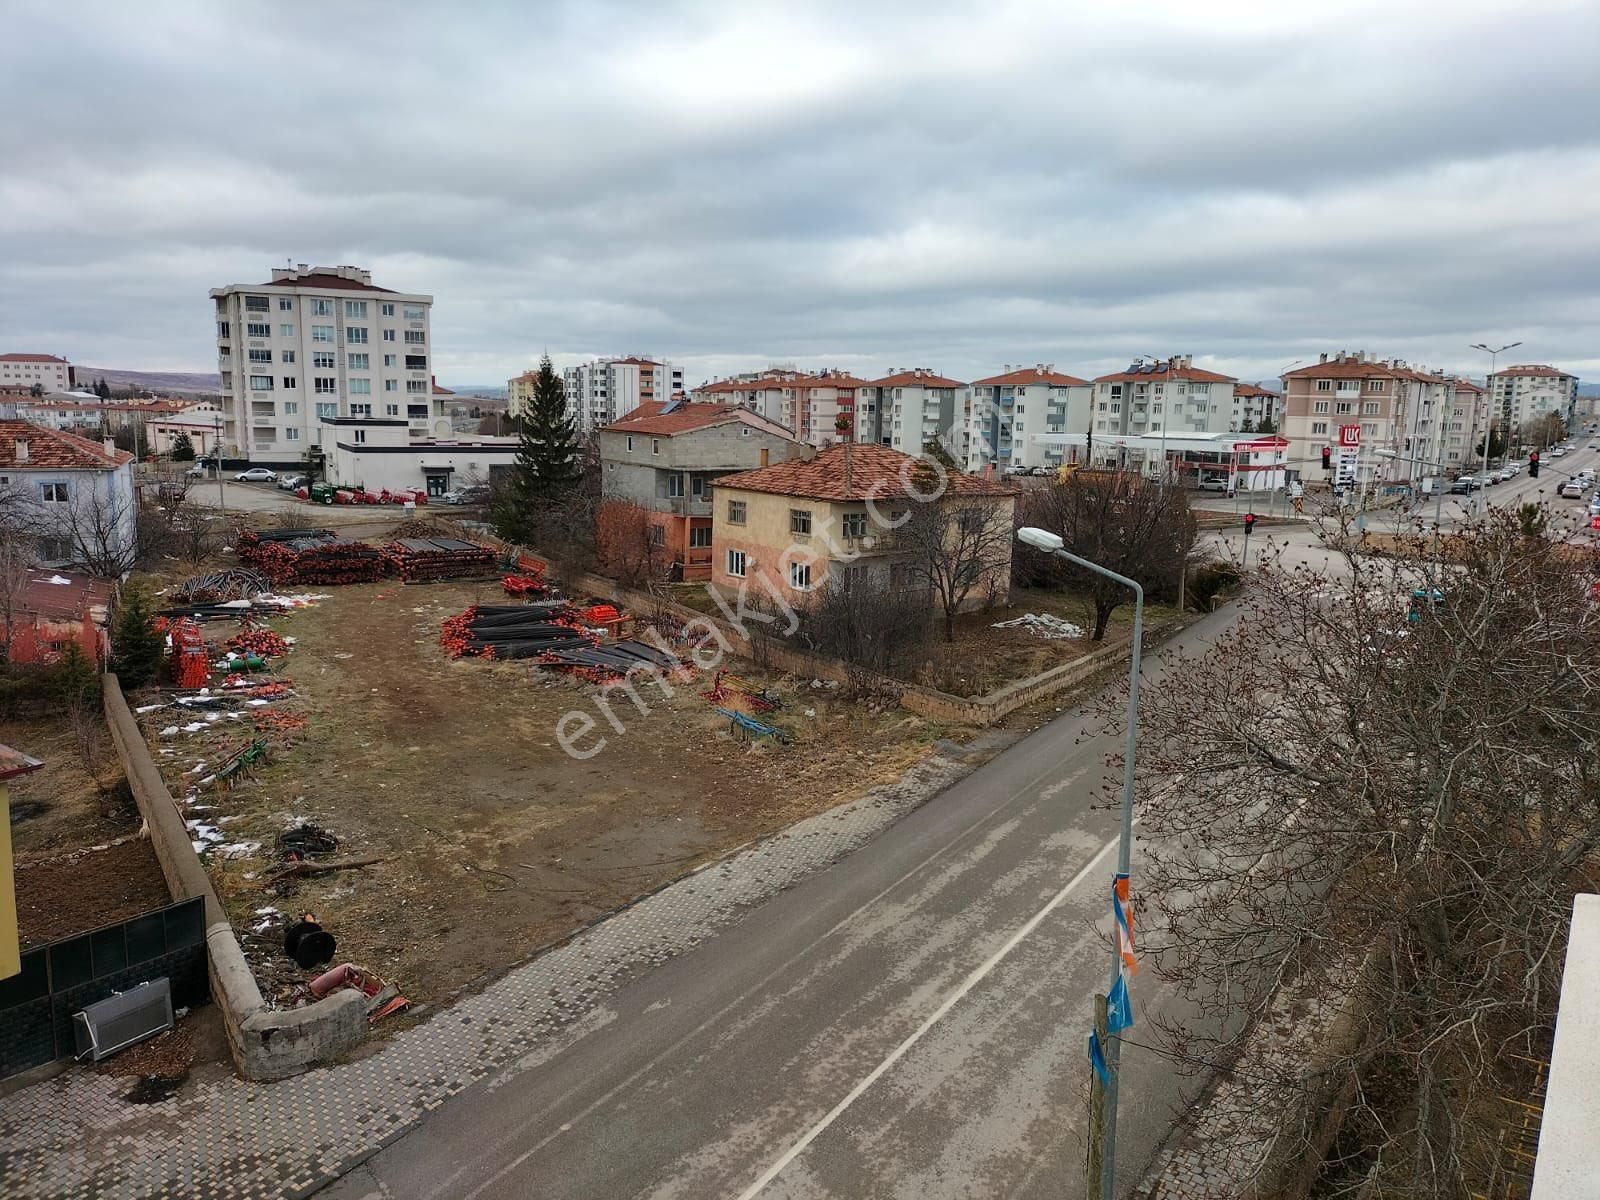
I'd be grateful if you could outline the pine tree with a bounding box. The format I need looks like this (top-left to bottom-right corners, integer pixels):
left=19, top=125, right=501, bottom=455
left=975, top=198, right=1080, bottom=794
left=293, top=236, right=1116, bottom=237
left=95, top=377, right=111, bottom=400
left=170, top=432, right=196, bottom=461
left=109, top=586, right=164, bottom=689
left=492, top=356, right=580, bottom=543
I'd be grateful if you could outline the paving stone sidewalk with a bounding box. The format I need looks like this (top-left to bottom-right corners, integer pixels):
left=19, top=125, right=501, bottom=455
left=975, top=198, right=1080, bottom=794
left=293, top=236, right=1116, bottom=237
left=0, top=754, right=971, bottom=1200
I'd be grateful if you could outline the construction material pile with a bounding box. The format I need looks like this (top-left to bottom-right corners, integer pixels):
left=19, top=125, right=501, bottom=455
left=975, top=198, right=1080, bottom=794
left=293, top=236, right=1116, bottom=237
left=248, top=535, right=386, bottom=586
left=440, top=603, right=595, bottom=660
left=501, top=571, right=547, bottom=597
left=382, top=537, right=497, bottom=583
left=226, top=628, right=291, bottom=658
left=171, top=569, right=273, bottom=605
left=236, top=528, right=336, bottom=565
left=169, top=619, right=210, bottom=688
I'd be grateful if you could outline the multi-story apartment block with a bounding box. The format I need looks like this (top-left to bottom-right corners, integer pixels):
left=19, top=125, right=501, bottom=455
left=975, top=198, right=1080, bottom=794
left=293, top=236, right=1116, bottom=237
left=1088, top=356, right=1238, bottom=471
left=1487, top=364, right=1580, bottom=436
left=210, top=264, right=434, bottom=462
left=0, top=353, right=74, bottom=393
left=1281, top=352, right=1483, bottom=481
left=869, top=369, right=966, bottom=456
left=692, top=372, right=796, bottom=427
left=692, top=370, right=877, bottom=447
left=1233, top=382, right=1282, bottom=431
left=966, top=365, right=1092, bottom=471
left=534, top=356, right=684, bottom=434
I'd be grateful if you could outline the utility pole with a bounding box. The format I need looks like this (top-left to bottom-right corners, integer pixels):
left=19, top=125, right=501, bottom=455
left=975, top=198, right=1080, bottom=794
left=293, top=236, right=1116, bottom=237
left=1087, top=993, right=1108, bottom=1193
left=1470, top=341, right=1521, bottom=516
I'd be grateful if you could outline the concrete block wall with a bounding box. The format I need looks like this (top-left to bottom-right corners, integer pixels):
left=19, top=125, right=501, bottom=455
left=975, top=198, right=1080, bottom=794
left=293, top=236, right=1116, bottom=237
left=104, top=675, right=367, bottom=1081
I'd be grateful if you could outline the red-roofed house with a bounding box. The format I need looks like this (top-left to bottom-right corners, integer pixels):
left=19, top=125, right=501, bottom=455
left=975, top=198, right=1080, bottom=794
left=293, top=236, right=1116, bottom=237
left=967, top=364, right=1093, bottom=472
left=709, top=442, right=1015, bottom=606
left=0, top=421, right=138, bottom=570
left=598, top=402, right=807, bottom=580
left=0, top=571, right=115, bottom=667
left=0, top=354, right=74, bottom=393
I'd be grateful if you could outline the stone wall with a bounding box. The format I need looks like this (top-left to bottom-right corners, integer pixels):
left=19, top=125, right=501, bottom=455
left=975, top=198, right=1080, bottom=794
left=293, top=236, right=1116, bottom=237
left=103, top=674, right=367, bottom=1081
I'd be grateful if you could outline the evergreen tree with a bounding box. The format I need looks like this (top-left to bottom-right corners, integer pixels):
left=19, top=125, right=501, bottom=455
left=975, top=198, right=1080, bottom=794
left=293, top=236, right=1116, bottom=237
left=50, top=642, right=99, bottom=713
left=1257, top=413, right=1277, bottom=435
left=95, top=377, right=111, bottom=400
left=170, top=432, right=196, bottom=461
left=492, top=356, right=579, bottom=542
left=109, top=586, right=164, bottom=689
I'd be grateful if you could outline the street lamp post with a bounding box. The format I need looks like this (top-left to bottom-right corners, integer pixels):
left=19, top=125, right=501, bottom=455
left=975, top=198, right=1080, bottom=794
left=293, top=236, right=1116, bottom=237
left=1016, top=526, right=1143, bottom=1200
left=1469, top=341, right=1521, bottom=516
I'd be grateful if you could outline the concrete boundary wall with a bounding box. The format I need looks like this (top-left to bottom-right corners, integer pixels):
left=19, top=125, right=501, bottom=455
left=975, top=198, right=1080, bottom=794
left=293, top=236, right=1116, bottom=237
left=103, top=674, right=366, bottom=1080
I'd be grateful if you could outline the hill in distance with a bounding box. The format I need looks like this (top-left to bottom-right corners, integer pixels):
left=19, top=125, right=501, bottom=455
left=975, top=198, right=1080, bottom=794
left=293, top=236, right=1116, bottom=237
left=78, top=366, right=220, bottom=395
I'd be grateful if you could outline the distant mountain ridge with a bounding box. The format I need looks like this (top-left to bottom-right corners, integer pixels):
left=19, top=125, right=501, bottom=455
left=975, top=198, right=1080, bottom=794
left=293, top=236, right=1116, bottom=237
left=77, top=366, right=220, bottom=394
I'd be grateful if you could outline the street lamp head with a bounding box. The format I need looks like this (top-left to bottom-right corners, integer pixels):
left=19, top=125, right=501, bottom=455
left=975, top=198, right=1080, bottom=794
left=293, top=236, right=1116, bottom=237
left=1017, top=527, right=1065, bottom=553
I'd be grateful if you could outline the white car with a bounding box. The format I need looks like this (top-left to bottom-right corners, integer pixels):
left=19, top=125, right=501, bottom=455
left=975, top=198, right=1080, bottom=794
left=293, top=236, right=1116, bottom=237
left=1551, top=448, right=1567, bottom=458
left=1558, top=479, right=1585, bottom=498
left=233, top=467, right=277, bottom=483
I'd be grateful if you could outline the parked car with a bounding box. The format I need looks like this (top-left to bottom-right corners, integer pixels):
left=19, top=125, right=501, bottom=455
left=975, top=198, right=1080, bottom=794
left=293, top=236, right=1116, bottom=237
left=277, top=473, right=308, bottom=492
left=184, top=463, right=208, bottom=478
left=1558, top=479, right=1585, bottom=498
left=1448, top=476, right=1480, bottom=494
left=1197, top=478, right=1231, bottom=493
left=234, top=467, right=277, bottom=483
left=441, top=484, right=490, bottom=505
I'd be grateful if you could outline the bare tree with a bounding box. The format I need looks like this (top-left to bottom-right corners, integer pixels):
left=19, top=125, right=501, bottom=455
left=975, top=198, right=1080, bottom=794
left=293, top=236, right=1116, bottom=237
left=1122, top=512, right=1600, bottom=1196
left=55, top=482, right=141, bottom=576
left=898, top=497, right=1015, bottom=641
left=594, top=499, right=664, bottom=588
left=1015, top=471, right=1194, bottom=639
left=1519, top=412, right=1566, bottom=451
left=791, top=572, right=932, bottom=689
left=0, top=480, right=40, bottom=663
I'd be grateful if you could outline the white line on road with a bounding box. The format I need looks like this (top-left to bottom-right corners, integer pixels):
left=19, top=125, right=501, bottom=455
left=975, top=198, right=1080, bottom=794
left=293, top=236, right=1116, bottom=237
left=734, top=827, right=1128, bottom=1200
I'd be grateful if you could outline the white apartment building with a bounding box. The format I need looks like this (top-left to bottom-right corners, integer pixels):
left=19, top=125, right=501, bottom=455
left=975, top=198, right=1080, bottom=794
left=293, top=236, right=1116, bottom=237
left=1088, top=357, right=1239, bottom=473
left=966, top=365, right=1093, bottom=471
left=870, top=369, right=966, bottom=456
left=693, top=372, right=799, bottom=429
left=1, top=353, right=74, bottom=393
left=210, top=264, right=438, bottom=463
left=1488, top=364, right=1580, bottom=435
left=525, top=356, right=684, bottom=434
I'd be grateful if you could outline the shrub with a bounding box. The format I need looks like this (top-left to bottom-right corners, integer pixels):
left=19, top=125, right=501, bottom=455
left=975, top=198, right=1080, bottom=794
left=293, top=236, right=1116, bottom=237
left=1186, top=559, right=1242, bottom=611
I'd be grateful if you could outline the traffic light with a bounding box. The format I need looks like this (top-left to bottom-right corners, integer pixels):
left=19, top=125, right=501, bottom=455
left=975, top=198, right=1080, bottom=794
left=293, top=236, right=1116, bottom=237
left=1244, top=512, right=1257, bottom=533
left=1321, top=447, right=1332, bottom=472
left=1529, top=452, right=1540, bottom=478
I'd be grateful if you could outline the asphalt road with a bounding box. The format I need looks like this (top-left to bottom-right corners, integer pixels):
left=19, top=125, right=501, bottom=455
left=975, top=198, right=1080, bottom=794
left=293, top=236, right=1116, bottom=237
left=321, top=607, right=1241, bottom=1200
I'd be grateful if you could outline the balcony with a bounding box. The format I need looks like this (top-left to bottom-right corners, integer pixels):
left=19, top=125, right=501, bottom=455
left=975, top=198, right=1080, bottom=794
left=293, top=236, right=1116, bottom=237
left=1336, top=386, right=1361, bottom=398
left=669, top=496, right=712, bottom=516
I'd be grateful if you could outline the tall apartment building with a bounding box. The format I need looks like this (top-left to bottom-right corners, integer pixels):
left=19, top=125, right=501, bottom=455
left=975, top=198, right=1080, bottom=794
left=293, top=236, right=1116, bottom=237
left=966, top=365, right=1092, bottom=470
left=1487, top=364, right=1580, bottom=435
left=869, top=369, right=966, bottom=456
left=692, top=369, right=873, bottom=447
left=0, top=353, right=74, bottom=393
left=1087, top=357, right=1239, bottom=469
left=1233, top=382, right=1282, bottom=430
left=692, top=372, right=795, bottom=427
left=210, top=264, right=436, bottom=462
left=525, top=356, right=684, bottom=434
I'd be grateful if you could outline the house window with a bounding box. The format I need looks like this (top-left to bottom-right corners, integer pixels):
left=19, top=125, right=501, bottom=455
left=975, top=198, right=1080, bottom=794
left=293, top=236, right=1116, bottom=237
left=404, top=331, right=425, bottom=344
left=282, top=401, right=299, bottom=415
left=349, top=378, right=371, bottom=394
left=282, top=376, right=297, bottom=389
left=279, top=323, right=295, bottom=337
left=381, top=303, right=395, bottom=317
left=383, top=330, right=396, bottom=342
left=37, top=536, right=72, bottom=560
left=312, top=325, right=334, bottom=343
left=246, top=322, right=271, bottom=338
left=315, top=377, right=337, bottom=394
left=249, top=375, right=273, bottom=391
left=726, top=549, right=747, bottom=577
left=406, top=380, right=427, bottom=394
left=1313, top=400, right=1330, bottom=414
left=1370, top=380, right=1386, bottom=392
left=244, top=295, right=269, bottom=312
left=344, top=300, right=368, bottom=319
left=385, top=380, right=398, bottom=392
left=1316, top=379, right=1333, bottom=391
left=313, top=351, right=335, bottom=369
left=1363, top=402, right=1380, bottom=415
left=285, top=428, right=300, bottom=442
left=353, top=429, right=366, bottom=444
left=351, top=403, right=371, bottom=416
left=278, top=298, right=293, bottom=311
left=386, top=403, right=399, bottom=416
left=626, top=435, right=634, bottom=451
left=309, top=299, right=333, bottom=316
left=405, top=355, right=427, bottom=370
left=790, top=509, right=812, bottom=536
left=842, top=512, right=868, bottom=538
left=789, top=561, right=812, bottom=591
left=217, top=321, right=230, bottom=339
left=404, top=306, right=426, bottom=319
left=248, top=348, right=272, bottom=364
left=667, top=474, right=684, bottom=498
left=348, top=353, right=369, bottom=370
left=345, top=327, right=368, bottom=344
left=1311, top=421, right=1329, bottom=435
left=316, top=402, right=337, bottom=419
left=727, top=500, right=747, bottom=525
left=689, top=525, right=712, bottom=548
left=384, top=354, right=397, bottom=367
left=282, top=350, right=296, bottom=364
left=651, top=438, right=660, bottom=455
left=40, top=482, right=69, bottom=503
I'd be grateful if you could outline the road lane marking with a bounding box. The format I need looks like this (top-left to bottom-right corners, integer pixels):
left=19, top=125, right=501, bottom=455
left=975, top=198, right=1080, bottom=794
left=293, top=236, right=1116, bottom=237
left=733, top=828, right=1127, bottom=1200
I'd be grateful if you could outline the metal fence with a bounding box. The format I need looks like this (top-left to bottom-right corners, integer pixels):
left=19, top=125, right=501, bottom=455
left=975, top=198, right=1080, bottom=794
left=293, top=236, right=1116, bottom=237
left=0, top=895, right=210, bottom=1079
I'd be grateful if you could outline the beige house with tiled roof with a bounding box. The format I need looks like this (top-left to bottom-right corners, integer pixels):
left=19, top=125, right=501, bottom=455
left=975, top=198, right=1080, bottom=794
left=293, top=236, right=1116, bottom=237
left=709, top=442, right=1015, bottom=608
left=0, top=420, right=137, bottom=569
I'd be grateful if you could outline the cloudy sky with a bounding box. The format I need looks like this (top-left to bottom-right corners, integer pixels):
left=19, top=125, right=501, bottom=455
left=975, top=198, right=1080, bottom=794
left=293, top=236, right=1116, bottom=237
left=3, top=0, right=1598, bottom=389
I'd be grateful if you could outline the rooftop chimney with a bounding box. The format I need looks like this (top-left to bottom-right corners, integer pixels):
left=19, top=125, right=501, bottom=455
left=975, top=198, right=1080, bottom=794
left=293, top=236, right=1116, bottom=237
left=1320, top=353, right=1328, bottom=364
left=103, top=437, right=116, bottom=456
left=14, top=439, right=28, bottom=462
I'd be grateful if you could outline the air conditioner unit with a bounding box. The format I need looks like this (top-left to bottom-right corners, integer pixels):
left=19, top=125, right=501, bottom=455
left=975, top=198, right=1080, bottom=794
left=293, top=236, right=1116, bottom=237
left=72, top=978, right=174, bottom=1062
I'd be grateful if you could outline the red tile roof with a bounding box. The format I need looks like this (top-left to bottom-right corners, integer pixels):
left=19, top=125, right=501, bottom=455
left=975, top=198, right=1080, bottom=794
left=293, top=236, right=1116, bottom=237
left=19, top=571, right=115, bottom=621
left=0, top=420, right=135, bottom=469
left=1094, top=361, right=1236, bottom=385
left=793, top=373, right=869, bottom=390
left=1495, top=364, right=1570, bottom=378
left=971, top=367, right=1090, bottom=388
left=1455, top=379, right=1484, bottom=393
left=432, top=382, right=454, bottom=395
left=0, top=353, right=69, bottom=364
left=258, top=273, right=397, bottom=294
left=1233, top=382, right=1280, bottom=399
left=1283, top=360, right=1402, bottom=381
left=603, top=401, right=795, bottom=438
left=713, top=442, right=1014, bottom=502
left=866, top=369, right=965, bottom=389
left=694, top=375, right=796, bottom=395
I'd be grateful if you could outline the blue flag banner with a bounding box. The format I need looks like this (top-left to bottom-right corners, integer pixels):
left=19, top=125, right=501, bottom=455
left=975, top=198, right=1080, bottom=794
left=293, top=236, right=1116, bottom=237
left=1107, top=974, right=1134, bottom=1034
left=1089, top=1030, right=1110, bottom=1084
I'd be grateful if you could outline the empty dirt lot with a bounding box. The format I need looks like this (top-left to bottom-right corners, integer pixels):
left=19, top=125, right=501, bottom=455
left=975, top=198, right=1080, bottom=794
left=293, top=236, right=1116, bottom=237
left=146, top=579, right=966, bottom=1010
